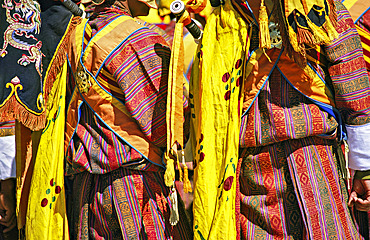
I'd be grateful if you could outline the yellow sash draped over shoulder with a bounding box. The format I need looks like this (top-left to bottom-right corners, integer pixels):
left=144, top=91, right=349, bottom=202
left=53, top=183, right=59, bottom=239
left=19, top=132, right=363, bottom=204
left=25, top=41, right=71, bottom=240
left=190, top=0, right=249, bottom=238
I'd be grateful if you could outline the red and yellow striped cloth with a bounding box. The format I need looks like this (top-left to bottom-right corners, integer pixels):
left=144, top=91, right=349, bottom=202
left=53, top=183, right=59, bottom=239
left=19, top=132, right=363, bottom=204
left=356, top=25, right=370, bottom=70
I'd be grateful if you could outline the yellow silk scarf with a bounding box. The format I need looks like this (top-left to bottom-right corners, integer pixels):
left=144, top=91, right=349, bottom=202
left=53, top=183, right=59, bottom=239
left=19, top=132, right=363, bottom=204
left=25, top=59, right=69, bottom=239
left=190, top=0, right=249, bottom=238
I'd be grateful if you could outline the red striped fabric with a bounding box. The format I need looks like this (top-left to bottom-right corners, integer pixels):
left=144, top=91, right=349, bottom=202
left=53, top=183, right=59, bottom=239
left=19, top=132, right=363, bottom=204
left=0, top=120, right=15, bottom=136
left=67, top=167, right=192, bottom=239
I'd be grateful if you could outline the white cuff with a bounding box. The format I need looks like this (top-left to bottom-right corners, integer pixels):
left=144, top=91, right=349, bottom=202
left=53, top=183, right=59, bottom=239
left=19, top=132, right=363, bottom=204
left=346, top=122, right=370, bottom=171
left=0, top=135, right=16, bottom=180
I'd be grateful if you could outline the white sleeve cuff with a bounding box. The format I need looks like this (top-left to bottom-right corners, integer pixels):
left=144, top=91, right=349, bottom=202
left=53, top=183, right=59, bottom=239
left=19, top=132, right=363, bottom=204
left=0, top=135, right=16, bottom=180
left=346, top=122, right=370, bottom=171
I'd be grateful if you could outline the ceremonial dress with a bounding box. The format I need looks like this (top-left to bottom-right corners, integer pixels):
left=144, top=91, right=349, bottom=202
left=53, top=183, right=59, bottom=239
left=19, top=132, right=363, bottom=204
left=65, top=3, right=191, bottom=239
left=190, top=0, right=370, bottom=239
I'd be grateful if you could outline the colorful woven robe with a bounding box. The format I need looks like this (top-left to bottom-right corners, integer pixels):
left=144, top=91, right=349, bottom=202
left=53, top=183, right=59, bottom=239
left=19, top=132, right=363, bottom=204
left=191, top=0, right=370, bottom=239
left=65, top=5, right=191, bottom=239
left=236, top=1, right=370, bottom=239
left=342, top=0, right=370, bottom=71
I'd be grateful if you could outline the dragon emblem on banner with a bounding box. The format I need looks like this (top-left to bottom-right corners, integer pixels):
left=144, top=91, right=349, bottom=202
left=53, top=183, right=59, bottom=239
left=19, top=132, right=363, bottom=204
left=0, top=0, right=43, bottom=77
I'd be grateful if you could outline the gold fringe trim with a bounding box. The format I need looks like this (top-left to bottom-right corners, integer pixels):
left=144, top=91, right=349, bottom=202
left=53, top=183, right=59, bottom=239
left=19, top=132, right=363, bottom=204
left=327, top=0, right=338, bottom=30
left=297, top=25, right=316, bottom=45
left=42, top=16, right=82, bottom=110
left=0, top=96, right=46, bottom=131
left=270, top=0, right=338, bottom=67
left=306, top=19, right=330, bottom=44
left=302, top=63, right=318, bottom=80
left=271, top=1, right=307, bottom=66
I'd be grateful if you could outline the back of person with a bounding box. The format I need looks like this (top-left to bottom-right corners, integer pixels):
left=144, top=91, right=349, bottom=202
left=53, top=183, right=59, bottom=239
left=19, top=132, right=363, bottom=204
left=64, top=0, right=192, bottom=239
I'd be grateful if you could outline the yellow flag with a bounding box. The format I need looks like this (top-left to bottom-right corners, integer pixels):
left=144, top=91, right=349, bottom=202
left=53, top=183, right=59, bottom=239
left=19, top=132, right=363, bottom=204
left=25, top=60, right=69, bottom=239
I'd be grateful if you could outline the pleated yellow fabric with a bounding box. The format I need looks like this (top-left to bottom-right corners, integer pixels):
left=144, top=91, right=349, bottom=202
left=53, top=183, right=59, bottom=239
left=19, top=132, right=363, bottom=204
left=190, top=0, right=249, bottom=238
left=25, top=60, right=69, bottom=239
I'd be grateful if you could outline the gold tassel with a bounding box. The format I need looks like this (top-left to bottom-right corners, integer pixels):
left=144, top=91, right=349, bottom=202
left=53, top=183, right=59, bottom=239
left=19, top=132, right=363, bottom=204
left=259, top=0, right=271, bottom=49
left=164, top=154, right=175, bottom=187
left=177, top=157, right=183, bottom=182
left=183, top=164, right=192, bottom=193
left=181, top=150, right=192, bottom=193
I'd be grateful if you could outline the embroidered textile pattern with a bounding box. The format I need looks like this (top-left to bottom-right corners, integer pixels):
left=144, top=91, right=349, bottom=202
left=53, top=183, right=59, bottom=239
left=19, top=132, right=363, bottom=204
left=1, top=0, right=43, bottom=77
left=239, top=137, right=362, bottom=239
left=0, top=1, right=74, bottom=131
left=40, top=178, right=62, bottom=209
left=68, top=168, right=192, bottom=239
left=75, top=65, right=91, bottom=93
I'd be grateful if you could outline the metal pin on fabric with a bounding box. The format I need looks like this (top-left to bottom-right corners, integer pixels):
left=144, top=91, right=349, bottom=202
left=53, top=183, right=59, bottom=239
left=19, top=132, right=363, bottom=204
left=170, top=0, right=203, bottom=42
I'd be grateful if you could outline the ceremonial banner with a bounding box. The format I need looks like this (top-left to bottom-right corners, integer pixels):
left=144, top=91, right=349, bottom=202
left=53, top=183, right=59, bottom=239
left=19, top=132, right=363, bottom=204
left=0, top=0, right=46, bottom=130
left=1, top=2, right=77, bottom=238
left=0, top=1, right=73, bottom=130
left=20, top=5, right=79, bottom=239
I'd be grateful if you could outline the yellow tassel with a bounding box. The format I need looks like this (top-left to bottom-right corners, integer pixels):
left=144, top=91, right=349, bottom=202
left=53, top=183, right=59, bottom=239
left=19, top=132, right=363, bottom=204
left=181, top=150, right=192, bottom=193
left=177, top=157, right=183, bottom=182
left=183, top=164, right=192, bottom=193
left=164, top=154, right=175, bottom=187
left=259, top=0, right=270, bottom=49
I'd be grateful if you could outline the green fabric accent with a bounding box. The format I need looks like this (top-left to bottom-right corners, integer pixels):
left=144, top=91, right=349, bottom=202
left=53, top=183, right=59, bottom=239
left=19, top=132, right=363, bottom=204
left=354, top=170, right=370, bottom=180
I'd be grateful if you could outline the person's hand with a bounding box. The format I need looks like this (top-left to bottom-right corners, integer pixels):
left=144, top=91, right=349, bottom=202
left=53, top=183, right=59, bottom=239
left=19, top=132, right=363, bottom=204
left=348, top=179, right=370, bottom=212
left=0, top=178, right=16, bottom=233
